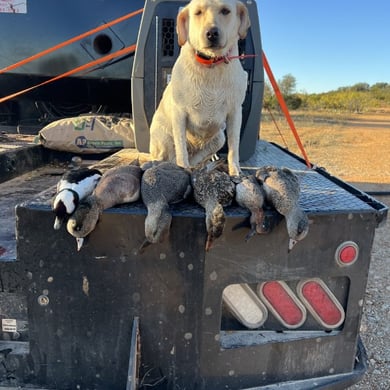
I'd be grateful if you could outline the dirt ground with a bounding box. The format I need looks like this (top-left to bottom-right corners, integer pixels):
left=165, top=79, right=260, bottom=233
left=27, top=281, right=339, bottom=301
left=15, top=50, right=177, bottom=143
left=262, top=110, right=390, bottom=389
left=260, top=110, right=390, bottom=184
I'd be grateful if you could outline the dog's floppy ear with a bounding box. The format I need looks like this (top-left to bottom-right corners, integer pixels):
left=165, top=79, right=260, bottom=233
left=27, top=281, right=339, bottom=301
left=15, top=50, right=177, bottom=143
left=177, top=5, right=189, bottom=46
left=237, top=1, right=251, bottom=39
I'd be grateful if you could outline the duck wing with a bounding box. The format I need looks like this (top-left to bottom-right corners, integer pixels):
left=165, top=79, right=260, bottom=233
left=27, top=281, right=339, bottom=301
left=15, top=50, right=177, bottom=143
left=192, top=162, right=235, bottom=208
left=141, top=163, right=191, bottom=206
left=256, top=166, right=300, bottom=215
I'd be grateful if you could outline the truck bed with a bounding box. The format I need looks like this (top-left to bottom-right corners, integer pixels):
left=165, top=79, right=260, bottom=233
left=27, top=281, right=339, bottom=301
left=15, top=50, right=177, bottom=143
left=0, top=139, right=387, bottom=260
left=0, top=139, right=388, bottom=390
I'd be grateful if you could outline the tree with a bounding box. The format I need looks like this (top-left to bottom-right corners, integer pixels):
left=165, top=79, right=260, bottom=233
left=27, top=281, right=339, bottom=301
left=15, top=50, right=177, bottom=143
left=263, top=74, right=302, bottom=110
left=278, top=73, right=297, bottom=96
left=350, top=82, right=370, bottom=92
left=285, top=94, right=303, bottom=110
left=263, top=81, right=277, bottom=109
left=371, top=82, right=389, bottom=90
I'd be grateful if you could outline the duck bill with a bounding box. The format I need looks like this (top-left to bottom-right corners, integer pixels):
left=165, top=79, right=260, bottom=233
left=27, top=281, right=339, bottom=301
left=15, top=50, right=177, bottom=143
left=288, top=238, right=298, bottom=252
left=205, top=235, right=214, bottom=251
left=53, top=217, right=62, bottom=230
left=138, top=238, right=152, bottom=254
left=245, top=225, right=257, bottom=242
left=76, top=237, right=84, bottom=251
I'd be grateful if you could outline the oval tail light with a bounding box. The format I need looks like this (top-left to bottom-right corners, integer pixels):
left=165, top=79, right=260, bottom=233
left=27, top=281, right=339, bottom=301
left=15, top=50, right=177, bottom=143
left=297, top=278, right=345, bottom=329
left=258, top=281, right=306, bottom=329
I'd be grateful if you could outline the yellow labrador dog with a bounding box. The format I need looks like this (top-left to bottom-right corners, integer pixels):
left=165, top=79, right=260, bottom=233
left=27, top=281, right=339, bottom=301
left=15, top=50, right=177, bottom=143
left=149, top=0, right=251, bottom=176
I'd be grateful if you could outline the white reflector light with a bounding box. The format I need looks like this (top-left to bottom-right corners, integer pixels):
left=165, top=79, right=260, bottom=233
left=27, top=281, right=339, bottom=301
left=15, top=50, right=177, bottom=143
left=223, top=284, right=268, bottom=329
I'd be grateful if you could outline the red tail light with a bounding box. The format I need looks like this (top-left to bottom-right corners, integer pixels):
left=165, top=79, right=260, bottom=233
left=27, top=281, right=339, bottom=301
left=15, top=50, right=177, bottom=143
left=258, top=281, right=306, bottom=329
left=335, top=241, right=359, bottom=266
left=297, top=278, right=345, bottom=329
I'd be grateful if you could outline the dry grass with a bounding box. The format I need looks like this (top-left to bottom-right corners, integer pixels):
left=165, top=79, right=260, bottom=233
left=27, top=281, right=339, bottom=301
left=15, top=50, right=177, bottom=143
left=260, top=110, right=390, bottom=184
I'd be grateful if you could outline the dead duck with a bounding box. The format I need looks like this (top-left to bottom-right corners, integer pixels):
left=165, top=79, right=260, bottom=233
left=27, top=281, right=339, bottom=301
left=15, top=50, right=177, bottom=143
left=255, top=166, right=309, bottom=251
left=235, top=174, right=268, bottom=241
left=66, top=200, right=96, bottom=251
left=66, top=163, right=142, bottom=251
left=140, top=161, right=192, bottom=250
left=52, top=167, right=101, bottom=230
left=191, top=159, right=235, bottom=251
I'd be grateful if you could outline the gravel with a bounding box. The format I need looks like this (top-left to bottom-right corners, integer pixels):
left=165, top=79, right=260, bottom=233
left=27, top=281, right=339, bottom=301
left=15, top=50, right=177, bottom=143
left=348, top=194, right=390, bottom=389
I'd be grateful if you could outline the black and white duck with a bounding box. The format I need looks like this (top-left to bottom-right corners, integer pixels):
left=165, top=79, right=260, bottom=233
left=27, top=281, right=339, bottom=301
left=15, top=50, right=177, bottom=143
left=66, top=162, right=142, bottom=251
left=52, top=167, right=102, bottom=230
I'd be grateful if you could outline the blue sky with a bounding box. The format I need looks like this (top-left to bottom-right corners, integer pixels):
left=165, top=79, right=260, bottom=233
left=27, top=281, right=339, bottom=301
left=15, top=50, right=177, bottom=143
left=257, top=0, right=390, bottom=93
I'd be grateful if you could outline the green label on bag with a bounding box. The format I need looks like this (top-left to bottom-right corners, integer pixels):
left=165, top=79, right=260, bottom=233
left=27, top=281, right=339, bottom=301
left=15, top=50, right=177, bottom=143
left=75, top=136, right=123, bottom=149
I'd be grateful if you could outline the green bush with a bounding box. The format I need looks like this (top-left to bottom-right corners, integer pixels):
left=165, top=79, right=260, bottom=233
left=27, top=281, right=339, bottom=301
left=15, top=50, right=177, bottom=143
left=265, top=75, right=390, bottom=112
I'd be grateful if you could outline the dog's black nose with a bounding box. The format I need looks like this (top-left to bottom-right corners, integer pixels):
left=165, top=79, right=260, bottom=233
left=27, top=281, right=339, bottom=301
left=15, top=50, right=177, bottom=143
left=206, top=27, right=219, bottom=44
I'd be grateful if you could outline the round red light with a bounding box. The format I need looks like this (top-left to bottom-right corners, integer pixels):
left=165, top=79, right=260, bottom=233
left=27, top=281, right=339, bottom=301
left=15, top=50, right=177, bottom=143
left=335, top=241, right=359, bottom=266
left=340, top=246, right=356, bottom=263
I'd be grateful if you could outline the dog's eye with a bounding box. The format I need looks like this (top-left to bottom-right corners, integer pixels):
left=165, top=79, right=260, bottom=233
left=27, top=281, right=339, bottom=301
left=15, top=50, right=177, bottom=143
left=220, top=7, right=231, bottom=15
left=194, top=9, right=202, bottom=16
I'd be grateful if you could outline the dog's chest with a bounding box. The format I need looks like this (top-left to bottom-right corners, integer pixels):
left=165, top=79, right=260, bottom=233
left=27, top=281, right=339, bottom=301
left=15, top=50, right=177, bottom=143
left=187, top=84, right=233, bottom=129
left=174, top=58, right=247, bottom=134
left=188, top=111, right=226, bottom=138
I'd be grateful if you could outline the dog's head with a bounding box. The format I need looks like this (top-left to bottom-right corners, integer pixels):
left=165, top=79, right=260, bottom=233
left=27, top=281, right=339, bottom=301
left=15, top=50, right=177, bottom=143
left=177, top=0, right=250, bottom=57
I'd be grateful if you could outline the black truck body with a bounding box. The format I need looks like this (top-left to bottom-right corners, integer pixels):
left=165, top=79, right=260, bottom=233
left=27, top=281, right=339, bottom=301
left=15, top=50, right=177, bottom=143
left=1, top=140, right=387, bottom=389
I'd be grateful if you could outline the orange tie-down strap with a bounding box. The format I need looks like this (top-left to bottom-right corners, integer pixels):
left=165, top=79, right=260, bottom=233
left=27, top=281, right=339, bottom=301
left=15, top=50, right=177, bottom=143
left=262, top=51, right=312, bottom=169
left=0, top=8, right=143, bottom=75
left=0, top=8, right=143, bottom=104
left=0, top=44, right=137, bottom=104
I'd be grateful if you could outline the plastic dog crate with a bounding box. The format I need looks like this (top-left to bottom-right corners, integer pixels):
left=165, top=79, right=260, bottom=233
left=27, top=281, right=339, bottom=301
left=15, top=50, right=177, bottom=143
left=131, top=0, right=264, bottom=160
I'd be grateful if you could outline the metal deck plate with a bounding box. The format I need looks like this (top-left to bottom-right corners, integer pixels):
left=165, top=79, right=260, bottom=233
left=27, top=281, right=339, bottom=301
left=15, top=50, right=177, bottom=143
left=241, top=141, right=374, bottom=213
left=15, top=140, right=380, bottom=219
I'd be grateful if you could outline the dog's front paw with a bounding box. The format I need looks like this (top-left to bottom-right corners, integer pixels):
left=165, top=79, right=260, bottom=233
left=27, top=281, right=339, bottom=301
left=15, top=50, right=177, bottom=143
left=176, top=159, right=191, bottom=170
left=175, top=150, right=191, bottom=168
left=228, top=164, right=242, bottom=177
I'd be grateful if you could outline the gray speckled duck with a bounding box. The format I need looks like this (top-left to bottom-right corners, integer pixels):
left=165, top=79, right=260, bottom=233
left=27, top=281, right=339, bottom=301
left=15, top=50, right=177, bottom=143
left=235, top=174, right=268, bottom=241
left=191, top=159, right=235, bottom=251
left=255, top=166, right=309, bottom=251
left=66, top=162, right=142, bottom=251
left=140, top=161, right=192, bottom=250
